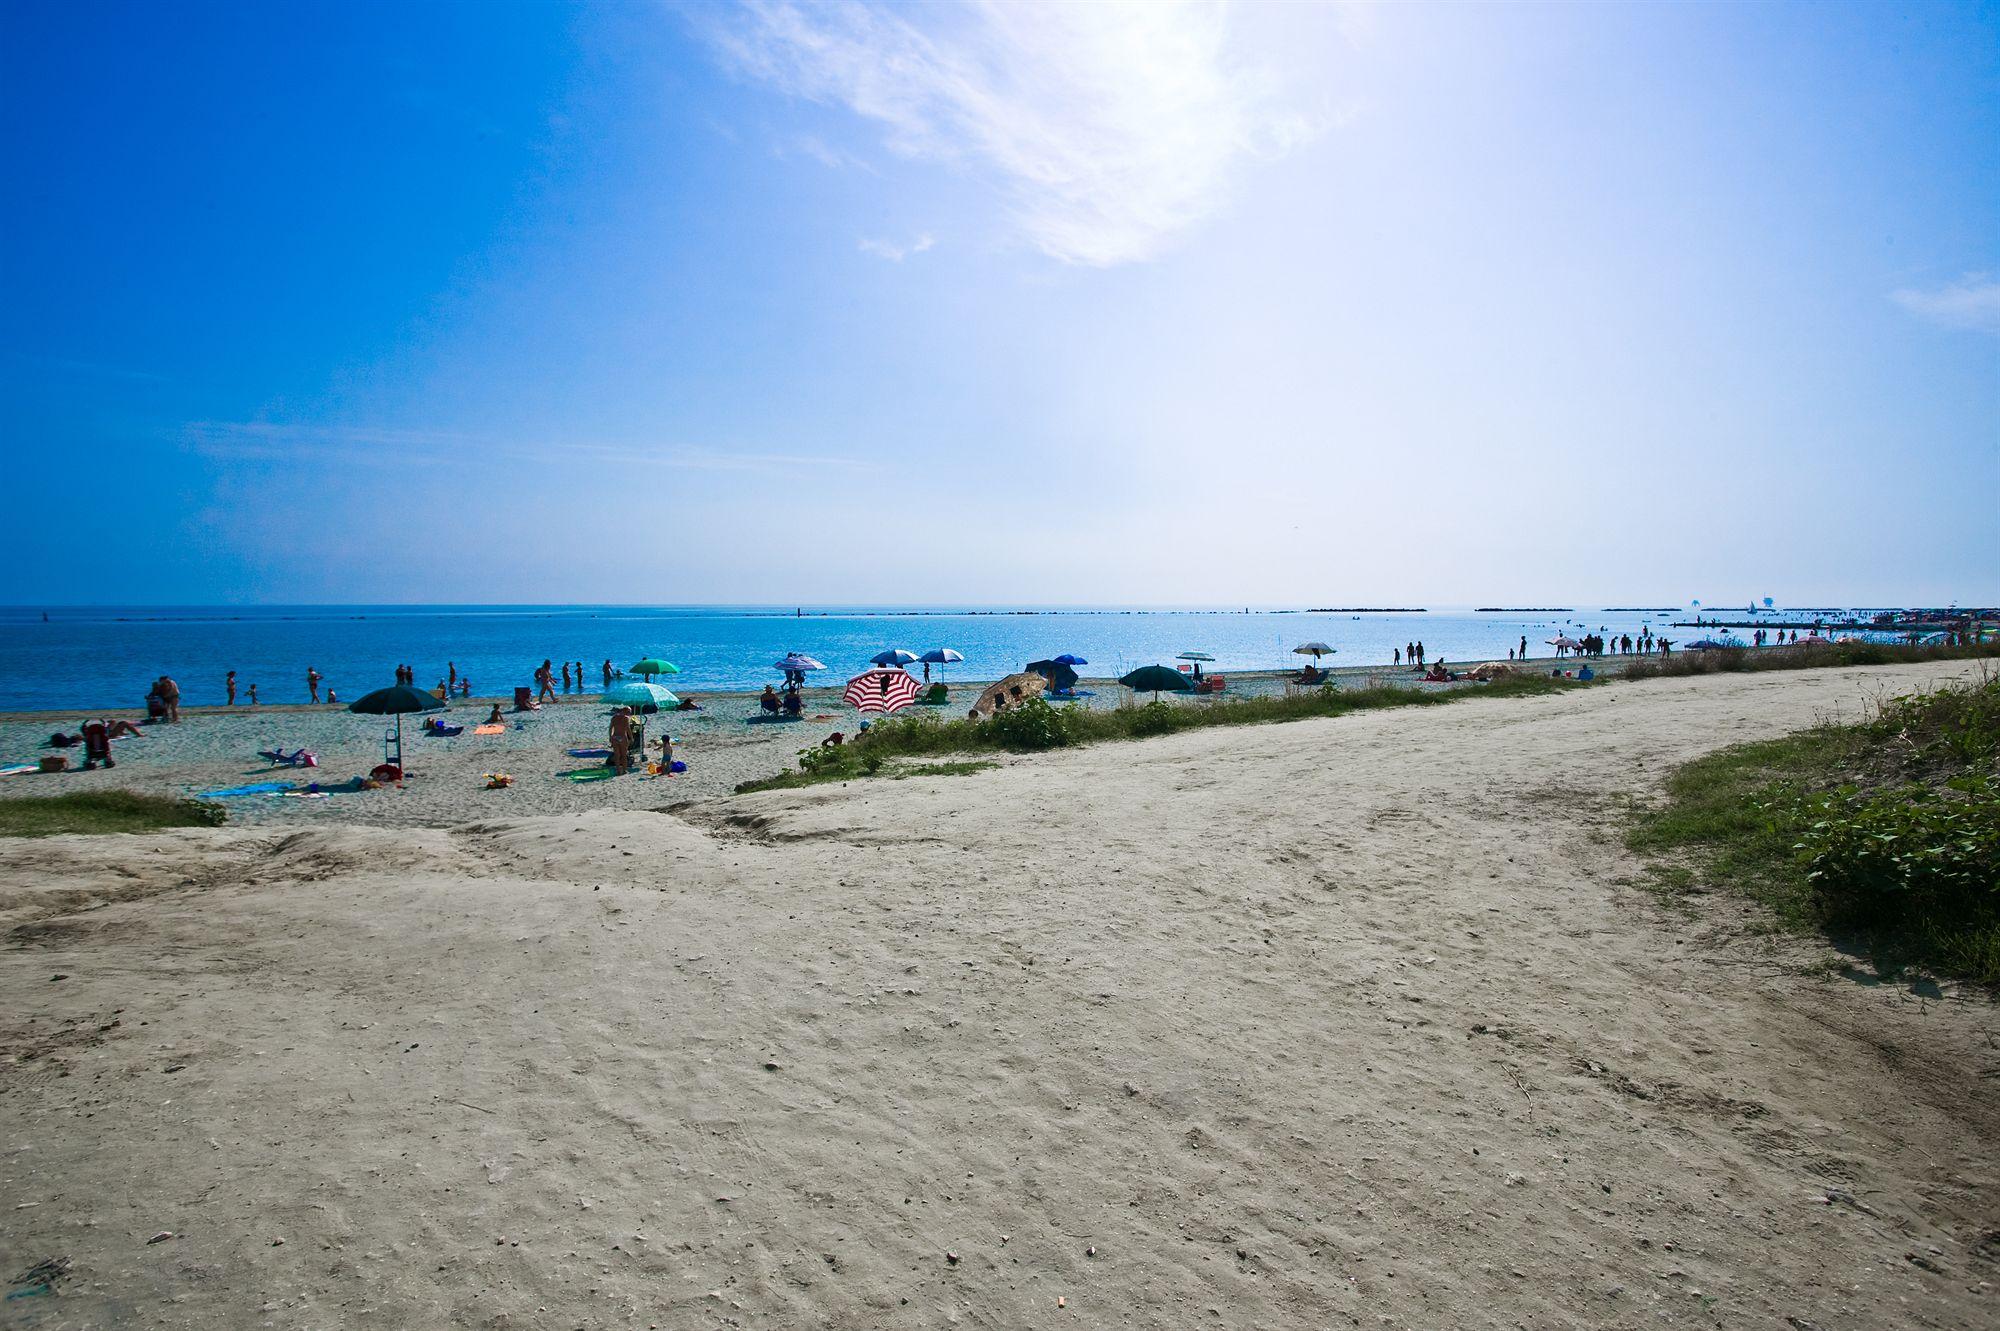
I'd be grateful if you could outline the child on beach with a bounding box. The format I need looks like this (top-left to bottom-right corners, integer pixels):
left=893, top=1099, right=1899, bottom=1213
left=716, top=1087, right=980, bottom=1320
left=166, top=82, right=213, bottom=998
left=247, top=684, right=259, bottom=704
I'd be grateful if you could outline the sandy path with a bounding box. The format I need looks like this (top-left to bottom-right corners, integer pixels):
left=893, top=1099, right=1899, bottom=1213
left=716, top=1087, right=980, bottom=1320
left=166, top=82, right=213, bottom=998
left=1, top=661, right=1993, bottom=1329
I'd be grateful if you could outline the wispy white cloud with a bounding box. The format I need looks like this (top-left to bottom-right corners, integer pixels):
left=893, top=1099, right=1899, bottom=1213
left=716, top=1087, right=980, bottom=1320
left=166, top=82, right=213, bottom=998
left=1891, top=273, right=2000, bottom=334
left=857, top=232, right=935, bottom=261
left=184, top=421, right=875, bottom=472
left=702, top=0, right=1321, bottom=266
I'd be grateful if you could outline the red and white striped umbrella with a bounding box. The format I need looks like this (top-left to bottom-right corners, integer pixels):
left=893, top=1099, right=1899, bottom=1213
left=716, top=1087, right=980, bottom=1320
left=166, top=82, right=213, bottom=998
left=843, top=668, right=922, bottom=714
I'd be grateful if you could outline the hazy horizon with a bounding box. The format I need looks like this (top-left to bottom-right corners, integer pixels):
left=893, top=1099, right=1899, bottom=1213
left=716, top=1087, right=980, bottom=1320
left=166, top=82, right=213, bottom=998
left=4, top=1, right=1995, bottom=606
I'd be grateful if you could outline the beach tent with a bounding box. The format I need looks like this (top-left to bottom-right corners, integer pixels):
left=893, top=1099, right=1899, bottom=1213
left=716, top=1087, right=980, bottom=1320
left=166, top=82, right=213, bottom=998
left=630, top=658, right=680, bottom=680
left=1120, top=665, right=1195, bottom=699
left=349, top=683, right=445, bottom=770
left=1024, top=659, right=1080, bottom=692
left=870, top=649, right=920, bottom=668
left=604, top=680, right=680, bottom=712
left=970, top=671, right=1047, bottom=720
left=843, top=668, right=923, bottom=714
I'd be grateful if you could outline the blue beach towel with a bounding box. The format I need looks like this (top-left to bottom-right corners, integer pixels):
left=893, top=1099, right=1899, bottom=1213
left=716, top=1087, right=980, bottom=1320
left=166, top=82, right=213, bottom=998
left=198, top=781, right=296, bottom=798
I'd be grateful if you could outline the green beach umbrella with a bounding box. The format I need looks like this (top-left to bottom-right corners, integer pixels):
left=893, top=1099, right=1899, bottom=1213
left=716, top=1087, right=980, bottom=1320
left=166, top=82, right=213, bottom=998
left=1119, top=665, right=1195, bottom=699
left=630, top=657, right=679, bottom=680
left=349, top=683, right=446, bottom=769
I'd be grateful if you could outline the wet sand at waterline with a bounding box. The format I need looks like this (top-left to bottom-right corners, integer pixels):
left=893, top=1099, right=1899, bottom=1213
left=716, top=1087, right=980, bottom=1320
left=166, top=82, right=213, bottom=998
left=1, top=661, right=1993, bottom=1328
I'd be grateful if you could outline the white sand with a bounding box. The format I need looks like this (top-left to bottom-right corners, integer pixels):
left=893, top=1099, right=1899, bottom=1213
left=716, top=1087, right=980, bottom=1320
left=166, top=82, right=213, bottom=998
left=0, top=665, right=1506, bottom=824
left=1, top=660, right=1994, bottom=1328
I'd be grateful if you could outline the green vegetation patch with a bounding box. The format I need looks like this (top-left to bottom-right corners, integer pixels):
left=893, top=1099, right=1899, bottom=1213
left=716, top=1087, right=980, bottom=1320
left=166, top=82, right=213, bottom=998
left=1629, top=673, right=2000, bottom=985
left=0, top=790, right=227, bottom=838
left=736, top=673, right=1585, bottom=794
left=1621, top=638, right=2000, bottom=681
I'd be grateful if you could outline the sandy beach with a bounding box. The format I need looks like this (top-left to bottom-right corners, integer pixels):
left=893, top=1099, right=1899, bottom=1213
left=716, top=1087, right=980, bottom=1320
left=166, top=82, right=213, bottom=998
left=2, top=660, right=1995, bottom=1328
left=0, top=663, right=1557, bottom=824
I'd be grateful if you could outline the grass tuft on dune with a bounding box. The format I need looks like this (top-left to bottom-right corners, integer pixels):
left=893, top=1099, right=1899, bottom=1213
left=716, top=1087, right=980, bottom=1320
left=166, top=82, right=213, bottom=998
left=1630, top=671, right=2000, bottom=985
left=0, top=790, right=227, bottom=838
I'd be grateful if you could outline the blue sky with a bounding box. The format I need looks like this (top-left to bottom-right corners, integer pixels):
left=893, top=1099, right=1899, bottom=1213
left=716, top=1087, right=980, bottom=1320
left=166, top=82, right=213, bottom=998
left=2, top=0, right=1994, bottom=607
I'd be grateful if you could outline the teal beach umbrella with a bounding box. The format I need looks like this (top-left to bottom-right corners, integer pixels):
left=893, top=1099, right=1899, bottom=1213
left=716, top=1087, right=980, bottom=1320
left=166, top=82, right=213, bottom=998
left=630, top=658, right=679, bottom=680
left=604, top=681, right=680, bottom=712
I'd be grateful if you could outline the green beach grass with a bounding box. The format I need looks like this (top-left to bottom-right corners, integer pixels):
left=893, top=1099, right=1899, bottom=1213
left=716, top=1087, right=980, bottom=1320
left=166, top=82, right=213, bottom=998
left=735, top=673, right=1582, bottom=793
left=0, top=791, right=227, bottom=838
left=1628, top=670, right=2000, bottom=985
left=736, top=639, right=2000, bottom=798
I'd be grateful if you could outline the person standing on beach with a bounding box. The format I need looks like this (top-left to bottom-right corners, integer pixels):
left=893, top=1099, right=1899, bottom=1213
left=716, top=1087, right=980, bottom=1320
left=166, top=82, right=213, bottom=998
left=247, top=683, right=259, bottom=704
left=538, top=660, right=557, bottom=703
left=448, top=662, right=457, bottom=692
left=226, top=671, right=237, bottom=706
left=307, top=667, right=322, bottom=703
left=561, top=662, right=572, bottom=692
left=159, top=675, right=180, bottom=722
left=1393, top=647, right=1400, bottom=665
left=602, top=659, right=613, bottom=689
left=608, top=707, right=633, bottom=774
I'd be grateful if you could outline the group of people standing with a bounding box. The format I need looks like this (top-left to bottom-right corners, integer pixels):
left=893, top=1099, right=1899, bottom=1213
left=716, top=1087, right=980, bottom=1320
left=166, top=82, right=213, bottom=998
left=535, top=659, right=619, bottom=702
left=1548, top=629, right=1673, bottom=659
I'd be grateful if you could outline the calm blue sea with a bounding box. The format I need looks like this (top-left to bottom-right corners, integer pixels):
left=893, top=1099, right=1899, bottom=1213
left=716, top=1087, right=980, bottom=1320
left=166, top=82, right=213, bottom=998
left=0, top=603, right=1839, bottom=712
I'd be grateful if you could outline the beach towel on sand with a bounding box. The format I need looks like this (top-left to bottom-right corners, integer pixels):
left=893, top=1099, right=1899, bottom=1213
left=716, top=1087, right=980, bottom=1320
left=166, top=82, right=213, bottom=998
left=0, top=763, right=38, bottom=777
left=473, top=724, right=505, bottom=735
left=563, top=767, right=617, bottom=783
left=199, top=781, right=296, bottom=798
left=567, top=746, right=613, bottom=759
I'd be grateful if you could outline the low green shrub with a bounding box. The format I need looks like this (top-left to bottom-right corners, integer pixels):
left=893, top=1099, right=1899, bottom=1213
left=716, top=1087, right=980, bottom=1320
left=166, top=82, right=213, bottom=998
left=1793, top=774, right=2000, bottom=931
left=1630, top=671, right=2000, bottom=985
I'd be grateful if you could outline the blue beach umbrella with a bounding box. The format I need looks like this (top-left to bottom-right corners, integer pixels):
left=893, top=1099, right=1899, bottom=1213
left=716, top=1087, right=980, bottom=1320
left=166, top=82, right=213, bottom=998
left=870, top=649, right=920, bottom=668
left=1053, top=653, right=1088, bottom=666
left=919, top=647, right=963, bottom=680
left=773, top=653, right=826, bottom=673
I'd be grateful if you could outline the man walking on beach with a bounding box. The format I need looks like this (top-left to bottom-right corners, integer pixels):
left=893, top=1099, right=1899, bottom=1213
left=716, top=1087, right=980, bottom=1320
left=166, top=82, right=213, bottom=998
left=538, top=660, right=557, bottom=704
left=307, top=667, right=322, bottom=703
